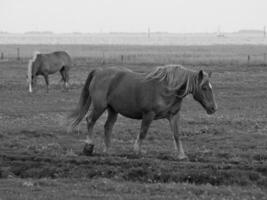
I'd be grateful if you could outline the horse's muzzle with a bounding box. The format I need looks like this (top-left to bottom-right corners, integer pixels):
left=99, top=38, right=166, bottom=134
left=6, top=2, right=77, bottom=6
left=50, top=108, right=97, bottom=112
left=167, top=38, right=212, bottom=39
left=207, top=104, right=217, bottom=115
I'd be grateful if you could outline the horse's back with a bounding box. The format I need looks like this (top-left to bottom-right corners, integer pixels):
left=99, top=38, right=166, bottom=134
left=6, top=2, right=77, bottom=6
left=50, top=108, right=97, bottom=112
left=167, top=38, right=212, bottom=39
left=38, top=51, right=70, bottom=64
left=54, top=51, right=71, bottom=62
left=36, top=51, right=71, bottom=74
left=48, top=51, right=71, bottom=65
left=92, top=67, right=143, bottom=93
left=91, top=67, right=155, bottom=119
left=91, top=67, right=132, bottom=99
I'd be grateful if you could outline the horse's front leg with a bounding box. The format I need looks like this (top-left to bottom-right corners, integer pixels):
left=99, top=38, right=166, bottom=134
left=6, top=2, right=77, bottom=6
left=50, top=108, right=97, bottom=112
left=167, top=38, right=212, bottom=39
left=30, top=76, right=37, bottom=93
left=168, top=113, right=187, bottom=160
left=134, top=112, right=155, bottom=154
left=43, top=74, right=49, bottom=93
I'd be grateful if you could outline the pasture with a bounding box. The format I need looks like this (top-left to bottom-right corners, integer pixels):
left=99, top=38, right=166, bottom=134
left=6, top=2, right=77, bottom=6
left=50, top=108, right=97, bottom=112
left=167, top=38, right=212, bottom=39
left=0, top=44, right=267, bottom=199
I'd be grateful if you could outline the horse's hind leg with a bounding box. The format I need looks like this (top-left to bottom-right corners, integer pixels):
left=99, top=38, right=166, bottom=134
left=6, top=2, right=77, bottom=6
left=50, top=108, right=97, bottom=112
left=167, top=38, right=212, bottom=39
left=83, top=105, right=105, bottom=155
left=65, top=67, right=70, bottom=88
left=60, top=67, right=69, bottom=90
left=59, top=68, right=65, bottom=82
left=134, top=112, right=155, bottom=154
left=103, top=108, right=118, bottom=154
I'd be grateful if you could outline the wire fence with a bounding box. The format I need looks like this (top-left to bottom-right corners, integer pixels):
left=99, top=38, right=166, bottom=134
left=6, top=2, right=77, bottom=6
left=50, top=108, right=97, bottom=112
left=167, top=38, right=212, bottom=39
left=1, top=47, right=267, bottom=67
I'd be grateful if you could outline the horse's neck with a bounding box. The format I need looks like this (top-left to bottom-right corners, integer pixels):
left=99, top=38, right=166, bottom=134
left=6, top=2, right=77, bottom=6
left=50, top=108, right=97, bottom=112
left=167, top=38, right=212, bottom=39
left=32, top=60, right=41, bottom=76
left=170, top=72, right=197, bottom=98
left=179, top=72, right=197, bottom=97
left=157, top=86, right=184, bottom=116
left=32, top=65, right=37, bottom=76
left=188, top=72, right=198, bottom=95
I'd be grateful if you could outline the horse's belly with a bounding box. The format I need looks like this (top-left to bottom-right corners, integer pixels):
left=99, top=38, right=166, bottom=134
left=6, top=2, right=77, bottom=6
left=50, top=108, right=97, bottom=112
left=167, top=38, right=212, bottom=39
left=111, top=104, right=143, bottom=119
left=120, top=111, right=143, bottom=119
left=108, top=98, right=143, bottom=119
left=48, top=69, right=59, bottom=74
left=48, top=65, right=61, bottom=74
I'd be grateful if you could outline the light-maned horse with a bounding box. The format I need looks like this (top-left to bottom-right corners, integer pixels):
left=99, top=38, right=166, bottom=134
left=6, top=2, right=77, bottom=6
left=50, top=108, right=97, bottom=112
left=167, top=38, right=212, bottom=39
left=27, top=51, right=72, bottom=93
left=69, top=65, right=217, bottom=159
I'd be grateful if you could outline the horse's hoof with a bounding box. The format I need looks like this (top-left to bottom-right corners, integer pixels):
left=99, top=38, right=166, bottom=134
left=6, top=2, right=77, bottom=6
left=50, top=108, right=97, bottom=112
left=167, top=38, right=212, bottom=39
left=177, top=155, right=188, bottom=161
left=103, top=147, right=110, bottom=155
left=82, top=143, right=94, bottom=156
left=134, top=149, right=147, bottom=156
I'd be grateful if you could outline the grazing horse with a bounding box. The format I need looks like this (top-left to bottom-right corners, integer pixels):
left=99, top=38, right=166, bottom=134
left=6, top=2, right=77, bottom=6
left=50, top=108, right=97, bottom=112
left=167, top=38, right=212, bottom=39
left=27, top=51, right=72, bottom=93
left=69, top=65, right=217, bottom=159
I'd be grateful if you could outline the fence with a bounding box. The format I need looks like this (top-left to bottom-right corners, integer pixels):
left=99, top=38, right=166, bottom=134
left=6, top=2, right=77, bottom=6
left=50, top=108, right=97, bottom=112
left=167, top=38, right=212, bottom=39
left=99, top=52, right=267, bottom=67
left=1, top=47, right=267, bottom=67
left=0, top=49, right=21, bottom=61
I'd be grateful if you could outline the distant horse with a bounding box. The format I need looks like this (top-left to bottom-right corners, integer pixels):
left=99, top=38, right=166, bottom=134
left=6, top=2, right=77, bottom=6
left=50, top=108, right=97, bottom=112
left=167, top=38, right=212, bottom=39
left=27, top=51, right=72, bottom=93
left=69, top=65, right=217, bottom=159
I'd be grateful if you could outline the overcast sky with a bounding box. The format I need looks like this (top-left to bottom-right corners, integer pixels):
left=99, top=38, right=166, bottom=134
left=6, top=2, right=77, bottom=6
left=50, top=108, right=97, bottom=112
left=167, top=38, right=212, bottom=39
left=1, top=0, right=266, bottom=33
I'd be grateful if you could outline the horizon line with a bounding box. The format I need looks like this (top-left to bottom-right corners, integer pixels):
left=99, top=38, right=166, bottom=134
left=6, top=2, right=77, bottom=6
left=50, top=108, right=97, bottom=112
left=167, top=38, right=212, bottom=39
left=0, top=29, right=265, bottom=35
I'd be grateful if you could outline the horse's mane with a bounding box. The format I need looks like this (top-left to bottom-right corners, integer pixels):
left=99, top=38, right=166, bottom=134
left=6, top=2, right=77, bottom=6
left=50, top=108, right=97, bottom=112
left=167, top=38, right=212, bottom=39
left=146, top=64, right=197, bottom=97
left=28, top=51, right=40, bottom=66
left=27, top=51, right=41, bottom=91
left=32, top=51, right=41, bottom=61
left=28, top=51, right=41, bottom=71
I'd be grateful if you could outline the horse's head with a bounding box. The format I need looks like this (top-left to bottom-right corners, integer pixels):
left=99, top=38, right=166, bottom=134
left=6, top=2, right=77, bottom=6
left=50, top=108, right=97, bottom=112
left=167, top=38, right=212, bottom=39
left=193, top=70, right=217, bottom=115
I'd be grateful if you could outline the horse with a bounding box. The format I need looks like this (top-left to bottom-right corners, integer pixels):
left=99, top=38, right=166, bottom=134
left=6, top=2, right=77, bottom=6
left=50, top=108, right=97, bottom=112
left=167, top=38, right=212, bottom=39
left=27, top=51, right=72, bottom=93
left=69, top=65, right=217, bottom=160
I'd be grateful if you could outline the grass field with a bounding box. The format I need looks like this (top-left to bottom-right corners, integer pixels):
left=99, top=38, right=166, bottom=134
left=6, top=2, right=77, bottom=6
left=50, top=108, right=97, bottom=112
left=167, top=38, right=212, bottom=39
left=0, top=44, right=267, bottom=199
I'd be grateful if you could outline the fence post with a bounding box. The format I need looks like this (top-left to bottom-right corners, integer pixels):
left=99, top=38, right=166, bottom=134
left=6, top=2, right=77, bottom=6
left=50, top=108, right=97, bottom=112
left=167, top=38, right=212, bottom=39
left=264, top=53, right=266, bottom=66
left=0, top=52, right=3, bottom=60
left=102, top=51, right=105, bottom=65
left=121, top=55, right=124, bottom=64
left=247, top=55, right=250, bottom=66
left=17, top=48, right=20, bottom=60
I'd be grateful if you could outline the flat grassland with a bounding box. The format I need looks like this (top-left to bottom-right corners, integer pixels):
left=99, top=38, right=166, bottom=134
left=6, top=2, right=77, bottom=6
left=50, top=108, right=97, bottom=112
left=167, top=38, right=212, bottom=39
left=0, top=44, right=267, bottom=199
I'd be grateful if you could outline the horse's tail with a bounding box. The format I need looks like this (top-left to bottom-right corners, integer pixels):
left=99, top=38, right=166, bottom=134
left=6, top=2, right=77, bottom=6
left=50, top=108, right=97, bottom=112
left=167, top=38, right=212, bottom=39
left=69, top=69, right=96, bottom=129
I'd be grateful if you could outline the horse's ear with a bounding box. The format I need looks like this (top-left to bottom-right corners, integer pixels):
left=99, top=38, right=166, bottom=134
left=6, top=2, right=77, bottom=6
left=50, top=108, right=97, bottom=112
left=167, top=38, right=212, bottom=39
left=198, top=70, right=204, bottom=83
